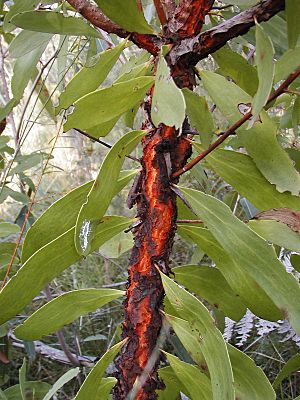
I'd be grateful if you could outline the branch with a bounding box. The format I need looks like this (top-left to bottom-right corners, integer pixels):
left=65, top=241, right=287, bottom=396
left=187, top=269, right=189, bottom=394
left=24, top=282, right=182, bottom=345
left=154, top=0, right=167, bottom=26
left=67, top=0, right=160, bottom=55
left=172, top=65, right=300, bottom=178
left=169, top=0, right=285, bottom=65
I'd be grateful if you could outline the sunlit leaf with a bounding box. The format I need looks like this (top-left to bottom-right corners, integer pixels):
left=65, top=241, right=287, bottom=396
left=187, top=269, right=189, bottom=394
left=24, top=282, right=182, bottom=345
left=14, top=289, right=124, bottom=340
left=57, top=40, right=127, bottom=112
left=42, top=368, right=79, bottom=400
left=75, top=130, right=144, bottom=255
left=151, top=54, right=186, bottom=129
left=0, top=216, right=133, bottom=325
left=95, top=0, right=154, bottom=34
left=64, top=77, right=153, bottom=133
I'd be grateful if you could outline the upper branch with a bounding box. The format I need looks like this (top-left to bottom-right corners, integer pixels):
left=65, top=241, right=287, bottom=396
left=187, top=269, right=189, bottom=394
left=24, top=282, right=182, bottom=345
left=169, top=0, right=285, bottom=65
left=67, top=0, right=161, bottom=55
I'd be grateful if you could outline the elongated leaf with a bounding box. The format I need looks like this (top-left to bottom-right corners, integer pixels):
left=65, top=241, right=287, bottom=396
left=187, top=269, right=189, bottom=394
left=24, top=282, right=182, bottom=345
left=273, top=354, right=300, bottom=388
left=0, top=222, right=20, bottom=238
left=96, top=377, right=117, bottom=400
left=163, top=352, right=213, bottom=400
left=286, top=0, right=300, bottom=49
left=42, top=368, right=79, bottom=400
left=0, top=389, right=7, bottom=400
left=75, top=131, right=144, bottom=255
left=275, top=47, right=300, bottom=82
left=3, top=0, right=38, bottom=32
left=74, top=341, right=125, bottom=400
left=200, top=147, right=300, bottom=212
left=251, top=22, right=274, bottom=121
left=200, top=71, right=300, bottom=194
left=151, top=54, right=185, bottom=129
left=180, top=187, right=300, bottom=334
left=95, top=0, right=154, bottom=34
left=248, top=220, right=300, bottom=252
left=19, top=359, right=26, bottom=400
left=64, top=77, right=153, bottom=133
left=213, top=45, right=258, bottom=96
left=157, top=367, right=182, bottom=400
left=290, top=254, right=300, bottom=273
left=178, top=225, right=280, bottom=320
left=11, top=11, right=101, bottom=37
left=160, top=272, right=235, bottom=400
left=15, top=289, right=124, bottom=340
left=57, top=40, right=127, bottom=112
left=0, top=216, right=133, bottom=325
left=168, top=315, right=275, bottom=400
left=173, top=264, right=246, bottom=320
left=3, top=382, right=51, bottom=400
left=182, top=89, right=215, bottom=148
left=22, top=170, right=137, bottom=262
left=9, top=30, right=53, bottom=58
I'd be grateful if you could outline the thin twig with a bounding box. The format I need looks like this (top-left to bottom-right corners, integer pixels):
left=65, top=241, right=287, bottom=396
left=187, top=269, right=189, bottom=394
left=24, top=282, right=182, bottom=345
left=74, top=128, right=140, bottom=163
left=153, top=0, right=167, bottom=25
left=177, top=219, right=203, bottom=224
left=172, top=65, right=300, bottom=178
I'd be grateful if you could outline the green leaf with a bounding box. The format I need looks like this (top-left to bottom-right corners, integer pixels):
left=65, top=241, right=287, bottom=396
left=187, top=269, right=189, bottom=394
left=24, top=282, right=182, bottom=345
left=178, top=225, right=280, bottom=320
left=0, top=216, right=133, bottom=325
left=151, top=54, right=185, bottom=129
left=9, top=153, right=44, bottom=175
left=42, top=368, right=79, bottom=400
left=286, top=0, right=300, bottom=49
left=3, top=0, right=38, bottom=32
left=200, top=71, right=300, bottom=194
left=173, top=264, right=246, bottom=320
left=248, top=220, right=300, bottom=252
left=163, top=352, right=213, bottom=400
left=179, top=186, right=300, bottom=334
left=11, top=38, right=50, bottom=101
left=290, top=253, right=300, bottom=272
left=100, top=231, right=133, bottom=258
left=251, top=22, right=275, bottom=121
left=9, top=30, right=53, bottom=58
left=213, top=45, right=258, bottom=96
left=75, top=130, right=144, bottom=255
left=74, top=341, right=125, bottom=400
left=0, top=100, right=16, bottom=122
left=273, top=354, right=300, bottom=388
left=95, top=0, right=154, bottom=34
left=157, top=367, right=182, bottom=400
left=168, top=315, right=276, bottom=400
left=3, top=382, right=51, bottom=400
left=182, top=89, right=215, bottom=148
left=19, top=359, right=26, bottom=400
left=14, top=288, right=124, bottom=340
left=160, top=272, right=235, bottom=400
left=64, top=77, right=153, bottom=133
left=22, top=169, right=136, bottom=262
left=275, top=47, right=300, bottom=82
left=57, top=40, right=127, bottom=112
left=96, top=377, right=117, bottom=400
left=0, top=222, right=20, bottom=238
left=11, top=11, right=101, bottom=37
left=0, top=389, right=7, bottom=400
left=200, top=147, right=300, bottom=212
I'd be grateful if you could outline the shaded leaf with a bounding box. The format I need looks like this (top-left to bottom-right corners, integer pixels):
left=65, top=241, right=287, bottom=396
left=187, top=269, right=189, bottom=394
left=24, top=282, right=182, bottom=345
left=0, top=216, right=133, bottom=325
left=286, top=0, right=300, bottom=49
left=95, top=0, right=154, bottom=34
left=15, top=289, right=124, bottom=340
left=200, top=71, right=300, bottom=194
left=0, top=222, right=20, bottom=238
left=163, top=352, right=213, bottom=400
left=100, top=231, right=133, bottom=258
left=19, top=359, right=26, bottom=400
left=64, top=77, right=153, bottom=133
left=178, top=225, right=280, bottom=320
left=253, top=208, right=300, bottom=233
left=11, top=11, right=101, bottom=37
left=290, top=253, right=300, bottom=272
left=182, top=88, right=215, bottom=148
left=74, top=341, right=125, bottom=400
left=173, top=264, right=246, bottom=320
left=22, top=169, right=137, bottom=262
left=9, top=30, right=53, bottom=58
left=151, top=54, right=185, bottom=129
left=4, top=382, right=51, bottom=400
left=273, top=354, right=300, bottom=388
left=251, top=22, right=274, bottom=121
left=179, top=186, right=300, bottom=334
left=160, top=272, right=235, bottom=400
left=274, top=47, right=300, bottom=82
left=75, top=130, right=144, bottom=255
left=248, top=220, right=300, bottom=253
left=3, top=0, right=38, bottom=32
left=57, top=40, right=127, bottom=112
left=157, top=367, right=182, bottom=400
